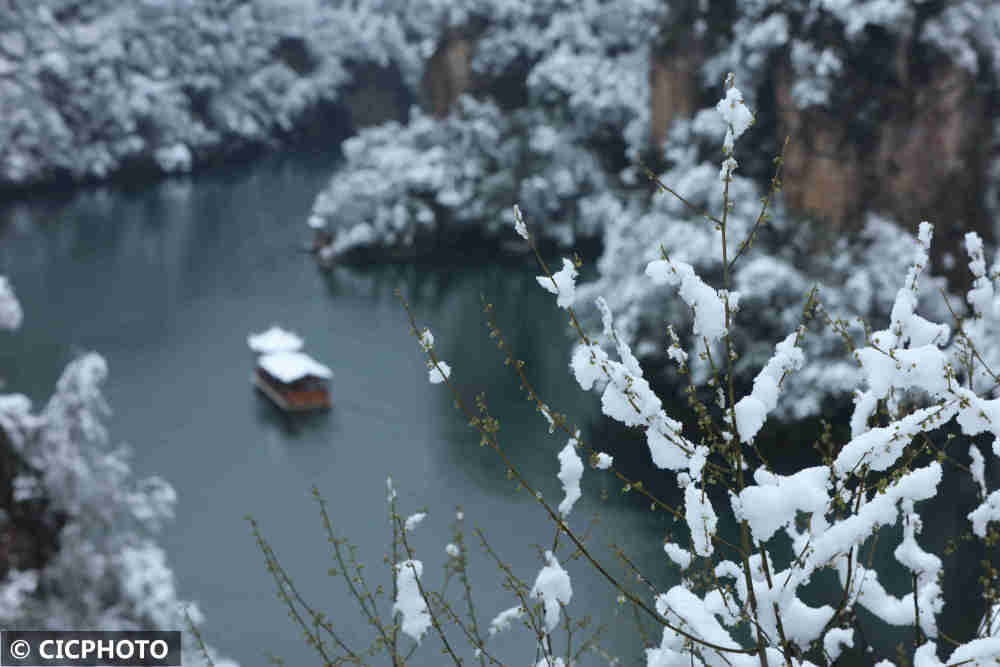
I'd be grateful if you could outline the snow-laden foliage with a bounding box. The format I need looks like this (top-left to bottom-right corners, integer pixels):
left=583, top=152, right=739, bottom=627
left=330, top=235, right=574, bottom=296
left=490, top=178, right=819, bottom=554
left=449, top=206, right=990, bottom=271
left=556, top=437, right=583, bottom=516
left=0, top=353, right=233, bottom=666
left=702, top=0, right=1000, bottom=107
left=312, top=98, right=615, bottom=259
left=0, top=0, right=424, bottom=188
left=538, top=259, right=579, bottom=310
left=404, top=512, right=427, bottom=531
left=502, top=82, right=1000, bottom=665
left=529, top=551, right=572, bottom=634
left=6, top=0, right=999, bottom=200
left=419, top=326, right=452, bottom=384
left=393, top=559, right=431, bottom=642
left=309, top=0, right=663, bottom=258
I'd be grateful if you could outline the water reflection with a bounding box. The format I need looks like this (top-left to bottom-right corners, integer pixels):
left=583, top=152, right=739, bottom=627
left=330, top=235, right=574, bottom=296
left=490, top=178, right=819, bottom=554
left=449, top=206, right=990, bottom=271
left=251, top=395, right=334, bottom=439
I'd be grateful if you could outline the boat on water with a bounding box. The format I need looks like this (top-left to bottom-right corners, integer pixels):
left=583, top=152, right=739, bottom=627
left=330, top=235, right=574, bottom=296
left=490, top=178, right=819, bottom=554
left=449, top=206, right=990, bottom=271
left=248, top=326, right=333, bottom=412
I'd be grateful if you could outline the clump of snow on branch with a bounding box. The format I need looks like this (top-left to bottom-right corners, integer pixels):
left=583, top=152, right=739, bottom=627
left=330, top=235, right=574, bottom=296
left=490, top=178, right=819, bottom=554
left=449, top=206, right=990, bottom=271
left=646, top=259, right=728, bottom=344
left=0, top=277, right=22, bottom=331
left=716, top=76, right=754, bottom=154
left=488, top=605, right=524, bottom=636
left=537, top=259, right=577, bottom=310
left=684, top=483, right=717, bottom=558
left=419, top=328, right=434, bottom=352
left=732, top=466, right=830, bottom=543
left=649, top=586, right=748, bottom=664
left=404, top=512, right=426, bottom=531
left=970, top=445, right=987, bottom=497
left=965, top=232, right=994, bottom=317
left=569, top=298, right=700, bottom=476
left=393, top=560, right=431, bottom=643
left=513, top=204, right=529, bottom=241
left=969, top=490, right=1000, bottom=538
left=824, top=628, right=855, bottom=662
left=556, top=437, right=583, bottom=517
left=419, top=330, right=452, bottom=384
left=535, top=657, right=566, bottom=667
left=428, top=361, right=452, bottom=384
left=662, top=543, right=692, bottom=570
left=733, top=330, right=805, bottom=444
left=530, top=552, right=572, bottom=633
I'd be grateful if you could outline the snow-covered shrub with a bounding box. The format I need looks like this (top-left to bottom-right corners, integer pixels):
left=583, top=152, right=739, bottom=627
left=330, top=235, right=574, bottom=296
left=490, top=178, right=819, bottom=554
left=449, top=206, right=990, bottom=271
left=265, top=77, right=1000, bottom=666
left=309, top=0, right=662, bottom=259
left=0, top=301, right=233, bottom=666
left=311, top=97, right=613, bottom=260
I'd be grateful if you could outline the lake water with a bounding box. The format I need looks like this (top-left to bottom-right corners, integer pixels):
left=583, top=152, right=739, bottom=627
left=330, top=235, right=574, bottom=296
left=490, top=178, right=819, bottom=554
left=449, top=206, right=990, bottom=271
left=0, top=152, right=675, bottom=666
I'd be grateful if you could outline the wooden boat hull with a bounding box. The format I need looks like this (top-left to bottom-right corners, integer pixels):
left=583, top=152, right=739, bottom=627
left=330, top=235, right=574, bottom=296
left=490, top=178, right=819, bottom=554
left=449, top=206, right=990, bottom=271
left=252, top=374, right=331, bottom=412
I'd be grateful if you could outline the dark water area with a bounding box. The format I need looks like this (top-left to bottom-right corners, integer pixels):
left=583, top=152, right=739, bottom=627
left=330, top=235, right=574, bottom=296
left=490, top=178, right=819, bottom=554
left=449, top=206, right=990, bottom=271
left=0, top=152, right=677, bottom=666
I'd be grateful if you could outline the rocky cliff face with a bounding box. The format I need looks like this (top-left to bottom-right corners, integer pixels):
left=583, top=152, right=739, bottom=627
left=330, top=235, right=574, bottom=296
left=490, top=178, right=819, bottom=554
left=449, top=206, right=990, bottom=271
left=421, top=28, right=476, bottom=118
left=774, top=63, right=865, bottom=236
left=648, top=38, right=701, bottom=151
left=651, top=37, right=994, bottom=285
left=777, top=56, right=991, bottom=283
left=871, top=61, right=990, bottom=278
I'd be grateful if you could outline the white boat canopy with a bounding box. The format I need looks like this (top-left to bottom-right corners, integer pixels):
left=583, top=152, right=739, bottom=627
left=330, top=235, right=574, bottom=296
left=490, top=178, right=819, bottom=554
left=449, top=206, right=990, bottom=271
left=247, top=326, right=303, bottom=354
left=258, top=351, right=333, bottom=384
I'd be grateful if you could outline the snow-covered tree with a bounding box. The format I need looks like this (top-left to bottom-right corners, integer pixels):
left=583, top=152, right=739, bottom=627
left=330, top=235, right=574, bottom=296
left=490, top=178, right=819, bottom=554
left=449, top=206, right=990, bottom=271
left=0, top=0, right=425, bottom=187
left=0, top=283, right=233, bottom=665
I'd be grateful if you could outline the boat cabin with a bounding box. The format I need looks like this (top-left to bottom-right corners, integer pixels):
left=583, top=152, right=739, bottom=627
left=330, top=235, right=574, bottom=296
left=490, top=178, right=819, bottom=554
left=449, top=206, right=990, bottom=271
left=254, top=351, right=333, bottom=411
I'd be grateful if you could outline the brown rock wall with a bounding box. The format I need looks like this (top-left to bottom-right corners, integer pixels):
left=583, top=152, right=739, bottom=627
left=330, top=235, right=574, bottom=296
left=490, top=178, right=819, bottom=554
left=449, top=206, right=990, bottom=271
left=649, top=38, right=702, bottom=149
left=774, top=65, right=865, bottom=235
left=422, top=29, right=476, bottom=118
left=773, top=54, right=990, bottom=280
